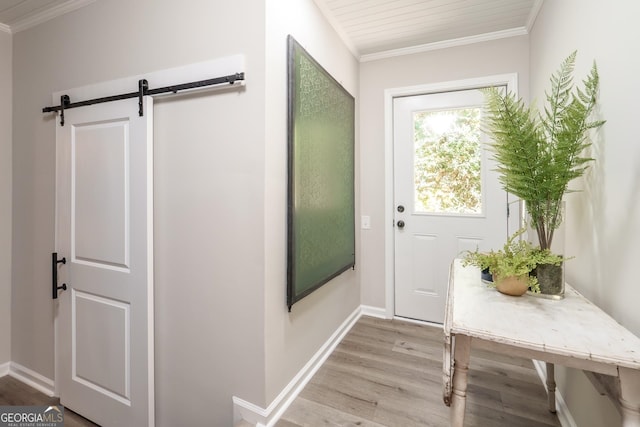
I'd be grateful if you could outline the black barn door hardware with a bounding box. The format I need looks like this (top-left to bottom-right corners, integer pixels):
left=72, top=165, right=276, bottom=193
left=138, top=79, right=148, bottom=117
left=52, top=252, right=67, bottom=299
left=58, top=95, right=70, bottom=126
left=43, top=72, right=245, bottom=126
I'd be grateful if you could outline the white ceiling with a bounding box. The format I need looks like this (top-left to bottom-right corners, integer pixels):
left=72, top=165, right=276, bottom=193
left=1, top=0, right=543, bottom=62
left=0, top=0, right=95, bottom=34
left=314, top=0, right=543, bottom=61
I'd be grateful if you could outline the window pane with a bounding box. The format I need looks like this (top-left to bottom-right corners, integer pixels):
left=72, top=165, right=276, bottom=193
left=413, top=108, right=482, bottom=214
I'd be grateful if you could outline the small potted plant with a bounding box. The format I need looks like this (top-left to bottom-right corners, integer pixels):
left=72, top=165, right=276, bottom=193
left=463, top=228, right=564, bottom=296
left=482, top=51, right=605, bottom=297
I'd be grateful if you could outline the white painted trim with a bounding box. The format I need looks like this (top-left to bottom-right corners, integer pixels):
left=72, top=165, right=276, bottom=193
left=384, top=87, right=395, bottom=320
left=145, top=97, right=156, bottom=427
left=533, top=360, right=578, bottom=427
left=526, top=0, right=545, bottom=32
left=360, top=27, right=528, bottom=63
left=383, top=74, right=519, bottom=321
left=9, top=362, right=55, bottom=397
left=233, top=306, right=363, bottom=426
left=361, top=305, right=388, bottom=319
left=0, top=23, right=11, bottom=34
left=0, top=362, right=9, bottom=376
left=9, top=0, right=96, bottom=34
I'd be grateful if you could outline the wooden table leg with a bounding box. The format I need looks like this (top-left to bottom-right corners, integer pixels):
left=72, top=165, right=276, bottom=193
left=443, top=332, right=453, bottom=406
left=450, top=334, right=471, bottom=427
left=620, top=367, right=640, bottom=427
left=546, top=362, right=557, bottom=413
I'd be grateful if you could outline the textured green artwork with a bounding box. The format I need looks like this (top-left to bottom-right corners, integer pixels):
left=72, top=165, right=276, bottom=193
left=287, top=36, right=355, bottom=311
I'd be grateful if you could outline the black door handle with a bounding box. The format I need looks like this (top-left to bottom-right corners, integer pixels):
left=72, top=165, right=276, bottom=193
left=397, top=220, right=405, bottom=229
left=52, top=252, right=67, bottom=299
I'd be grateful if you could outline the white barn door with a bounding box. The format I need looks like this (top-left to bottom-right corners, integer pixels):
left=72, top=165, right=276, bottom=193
left=55, top=96, right=154, bottom=427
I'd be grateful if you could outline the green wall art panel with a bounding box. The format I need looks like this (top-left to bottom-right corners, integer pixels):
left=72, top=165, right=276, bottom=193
left=287, top=36, right=355, bottom=310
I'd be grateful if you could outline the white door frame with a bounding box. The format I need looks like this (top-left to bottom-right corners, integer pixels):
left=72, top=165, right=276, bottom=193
left=52, top=55, right=245, bottom=405
left=383, top=73, right=519, bottom=319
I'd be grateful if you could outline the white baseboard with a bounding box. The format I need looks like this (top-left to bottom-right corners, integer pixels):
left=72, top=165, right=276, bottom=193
left=0, top=361, right=9, bottom=377
left=233, top=305, right=363, bottom=427
left=360, top=305, right=388, bottom=319
left=533, top=360, right=577, bottom=427
left=8, top=362, right=55, bottom=397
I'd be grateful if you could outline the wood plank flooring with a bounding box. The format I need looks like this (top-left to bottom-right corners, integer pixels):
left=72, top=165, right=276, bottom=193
left=0, top=316, right=561, bottom=426
left=276, top=316, right=561, bottom=427
left=0, top=376, right=98, bottom=427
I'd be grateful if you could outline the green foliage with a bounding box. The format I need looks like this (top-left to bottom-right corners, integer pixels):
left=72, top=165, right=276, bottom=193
left=463, top=228, right=564, bottom=293
left=483, top=52, right=605, bottom=249
left=414, top=109, right=482, bottom=213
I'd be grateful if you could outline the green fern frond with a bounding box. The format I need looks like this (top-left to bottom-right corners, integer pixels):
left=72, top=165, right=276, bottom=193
left=482, top=52, right=605, bottom=250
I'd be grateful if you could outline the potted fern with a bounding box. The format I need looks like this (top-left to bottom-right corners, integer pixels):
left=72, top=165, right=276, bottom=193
left=463, top=228, right=563, bottom=296
left=483, top=51, right=605, bottom=298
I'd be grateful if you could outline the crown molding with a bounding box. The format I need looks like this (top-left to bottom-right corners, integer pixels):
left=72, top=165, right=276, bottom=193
left=359, top=27, right=528, bottom=63
left=9, top=0, right=96, bottom=34
left=0, top=23, right=11, bottom=34
left=526, top=0, right=545, bottom=31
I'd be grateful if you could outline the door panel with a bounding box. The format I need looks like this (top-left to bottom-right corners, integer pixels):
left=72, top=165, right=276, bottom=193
left=73, top=290, right=130, bottom=403
left=393, top=89, right=508, bottom=323
left=73, top=120, right=129, bottom=268
left=411, top=234, right=437, bottom=295
left=56, top=97, right=153, bottom=427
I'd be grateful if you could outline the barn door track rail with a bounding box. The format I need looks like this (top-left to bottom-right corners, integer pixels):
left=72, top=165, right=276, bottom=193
left=43, top=72, right=245, bottom=126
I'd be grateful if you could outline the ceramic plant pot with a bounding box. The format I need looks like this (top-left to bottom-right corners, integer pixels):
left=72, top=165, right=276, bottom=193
left=495, top=275, right=529, bottom=296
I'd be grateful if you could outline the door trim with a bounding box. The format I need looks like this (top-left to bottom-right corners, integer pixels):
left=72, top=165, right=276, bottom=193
left=383, top=73, right=519, bottom=319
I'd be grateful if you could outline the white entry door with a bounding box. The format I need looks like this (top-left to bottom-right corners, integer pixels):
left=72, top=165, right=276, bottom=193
left=55, top=97, right=154, bottom=427
left=393, top=88, right=510, bottom=323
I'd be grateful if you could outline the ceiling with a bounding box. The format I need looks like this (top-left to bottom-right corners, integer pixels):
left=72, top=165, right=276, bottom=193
left=1, top=0, right=543, bottom=61
left=313, top=0, right=543, bottom=60
left=0, top=0, right=94, bottom=34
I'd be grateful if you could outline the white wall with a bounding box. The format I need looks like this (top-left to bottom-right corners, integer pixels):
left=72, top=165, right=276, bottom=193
left=12, top=1, right=266, bottom=425
left=0, top=30, right=11, bottom=365
left=263, top=0, right=360, bottom=404
left=11, top=0, right=361, bottom=423
left=530, top=1, right=640, bottom=425
left=359, top=36, right=530, bottom=308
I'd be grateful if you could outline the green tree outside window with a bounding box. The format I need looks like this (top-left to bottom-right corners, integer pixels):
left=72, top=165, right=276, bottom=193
left=413, top=108, right=482, bottom=214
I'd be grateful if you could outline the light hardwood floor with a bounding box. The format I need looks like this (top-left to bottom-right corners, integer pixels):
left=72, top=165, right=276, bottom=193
left=1, top=316, right=561, bottom=426
left=0, top=375, right=98, bottom=427
left=276, top=316, right=561, bottom=427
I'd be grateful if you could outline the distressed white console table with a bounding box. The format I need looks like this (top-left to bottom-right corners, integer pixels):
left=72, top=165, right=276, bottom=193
left=443, top=259, right=640, bottom=427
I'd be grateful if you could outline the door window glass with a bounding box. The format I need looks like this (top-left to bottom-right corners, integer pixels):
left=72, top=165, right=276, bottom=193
left=413, top=108, right=482, bottom=214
